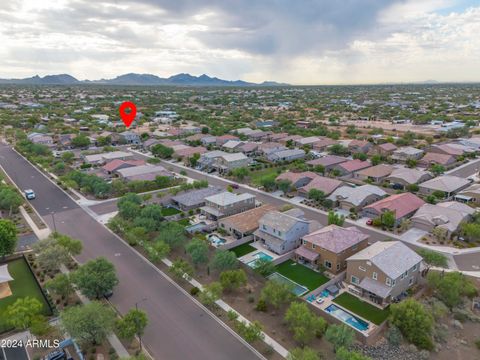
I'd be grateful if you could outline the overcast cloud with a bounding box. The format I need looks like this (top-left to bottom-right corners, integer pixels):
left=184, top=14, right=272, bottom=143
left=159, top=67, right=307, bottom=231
left=0, top=0, right=479, bottom=84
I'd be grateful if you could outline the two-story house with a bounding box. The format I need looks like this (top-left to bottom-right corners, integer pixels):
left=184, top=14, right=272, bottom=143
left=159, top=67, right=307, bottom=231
left=200, top=192, right=256, bottom=220
left=119, top=131, right=141, bottom=145
left=254, top=208, right=311, bottom=255
left=295, top=225, right=369, bottom=274
left=215, top=153, right=251, bottom=174
left=346, top=241, right=423, bottom=307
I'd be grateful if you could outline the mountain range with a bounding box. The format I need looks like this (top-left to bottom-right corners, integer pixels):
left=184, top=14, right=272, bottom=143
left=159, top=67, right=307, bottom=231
left=0, top=73, right=289, bottom=86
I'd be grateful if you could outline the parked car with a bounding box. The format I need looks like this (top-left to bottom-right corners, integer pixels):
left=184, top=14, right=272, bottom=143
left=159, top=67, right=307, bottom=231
left=366, top=219, right=373, bottom=226
left=24, top=189, right=36, bottom=200
left=231, top=183, right=239, bottom=189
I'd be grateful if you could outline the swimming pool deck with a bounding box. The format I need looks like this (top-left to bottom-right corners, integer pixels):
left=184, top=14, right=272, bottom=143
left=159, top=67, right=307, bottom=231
left=307, top=286, right=377, bottom=336
left=238, top=241, right=279, bottom=264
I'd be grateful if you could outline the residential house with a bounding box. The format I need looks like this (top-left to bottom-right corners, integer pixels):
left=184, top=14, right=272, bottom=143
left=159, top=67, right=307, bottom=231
left=458, top=137, right=480, bottom=150
left=257, top=142, right=287, bottom=156
left=455, top=183, right=480, bottom=203
left=174, top=146, right=207, bottom=159
left=419, top=152, right=457, bottom=169
left=238, top=142, right=258, bottom=156
left=279, top=135, right=303, bottom=145
left=119, top=131, right=141, bottom=145
left=102, top=159, right=145, bottom=174
left=428, top=144, right=465, bottom=157
left=218, top=204, right=276, bottom=239
left=83, top=151, right=133, bottom=165
left=312, top=137, right=337, bottom=152
left=28, top=133, right=54, bottom=147
left=371, top=143, right=397, bottom=156
left=116, top=164, right=173, bottom=181
left=297, top=176, right=343, bottom=197
left=171, top=187, right=223, bottom=211
left=56, top=134, right=76, bottom=149
left=362, top=193, right=425, bottom=225
left=418, top=175, right=472, bottom=198
left=222, top=140, right=244, bottom=152
left=201, top=192, right=256, bottom=220
left=142, top=138, right=162, bottom=150
left=275, top=171, right=318, bottom=189
left=216, top=135, right=239, bottom=146
left=197, top=151, right=228, bottom=171
left=391, top=147, right=424, bottom=162
left=254, top=208, right=311, bottom=255
left=267, top=149, right=306, bottom=163
left=348, top=140, right=373, bottom=154
left=411, top=202, right=474, bottom=236
left=333, top=159, right=371, bottom=177
left=306, top=155, right=348, bottom=172
left=295, top=225, right=369, bottom=274
left=327, top=185, right=387, bottom=211
left=386, top=168, right=432, bottom=189
left=201, top=136, right=217, bottom=146
left=295, top=136, right=321, bottom=147
left=269, top=133, right=289, bottom=142
left=354, top=164, right=394, bottom=184
left=346, top=241, right=422, bottom=306
left=215, top=153, right=252, bottom=173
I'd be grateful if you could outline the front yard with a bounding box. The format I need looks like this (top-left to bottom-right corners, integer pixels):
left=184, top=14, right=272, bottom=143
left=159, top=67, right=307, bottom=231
left=333, top=292, right=390, bottom=325
left=0, top=257, right=51, bottom=333
left=275, top=260, right=329, bottom=291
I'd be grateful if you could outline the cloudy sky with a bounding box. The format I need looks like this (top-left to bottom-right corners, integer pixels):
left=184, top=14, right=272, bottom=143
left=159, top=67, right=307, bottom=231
left=0, top=0, right=479, bottom=84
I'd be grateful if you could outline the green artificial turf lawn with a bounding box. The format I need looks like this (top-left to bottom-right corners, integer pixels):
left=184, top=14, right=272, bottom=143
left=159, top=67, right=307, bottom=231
left=161, top=207, right=182, bottom=216
left=333, top=292, right=390, bottom=325
left=0, top=258, right=51, bottom=333
left=230, top=242, right=257, bottom=257
left=275, top=260, right=329, bottom=291
left=177, top=218, right=191, bottom=226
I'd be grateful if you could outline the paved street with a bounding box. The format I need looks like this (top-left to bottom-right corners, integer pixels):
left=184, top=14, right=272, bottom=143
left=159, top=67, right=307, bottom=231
left=0, top=145, right=262, bottom=360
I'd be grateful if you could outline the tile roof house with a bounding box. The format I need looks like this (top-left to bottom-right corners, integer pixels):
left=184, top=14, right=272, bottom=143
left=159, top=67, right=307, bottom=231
left=201, top=192, right=256, bottom=220
left=215, top=153, right=252, bottom=173
left=418, top=175, right=472, bottom=198
left=362, top=192, right=425, bottom=225
left=428, top=144, right=464, bottom=157
left=238, top=142, right=259, bottom=156
left=346, top=241, right=423, bottom=306
left=354, top=164, right=394, bottom=184
left=456, top=183, right=480, bottom=203
left=327, top=184, right=387, bottom=211
left=216, top=135, right=239, bottom=146
left=119, top=131, right=141, bottom=145
left=333, top=159, right=371, bottom=177
left=257, top=142, right=287, bottom=156
left=392, top=147, right=424, bottom=162
left=84, top=151, right=133, bottom=164
left=171, top=187, right=223, bottom=211
left=411, top=201, right=474, bottom=236
left=297, top=176, right=343, bottom=197
left=254, top=208, right=311, bottom=255
left=267, top=149, right=306, bottom=163
left=102, top=159, right=145, bottom=174
left=269, top=133, right=289, bottom=142
left=275, top=171, right=318, bottom=189
left=174, top=146, right=207, bottom=159
left=348, top=140, right=373, bottom=154
left=312, top=138, right=338, bottom=151
left=295, top=136, right=321, bottom=146
left=295, top=225, right=369, bottom=274
left=306, top=155, right=348, bottom=171
left=222, top=140, right=244, bottom=152
left=386, top=168, right=432, bottom=189
left=419, top=152, right=457, bottom=168
left=218, top=204, right=277, bottom=239
left=371, top=143, right=397, bottom=156
left=116, top=164, right=173, bottom=181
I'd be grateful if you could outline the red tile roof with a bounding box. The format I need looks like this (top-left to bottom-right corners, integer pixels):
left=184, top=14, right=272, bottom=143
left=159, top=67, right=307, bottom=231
left=102, top=159, right=145, bottom=172
left=338, top=159, right=371, bottom=173
left=364, top=193, right=425, bottom=219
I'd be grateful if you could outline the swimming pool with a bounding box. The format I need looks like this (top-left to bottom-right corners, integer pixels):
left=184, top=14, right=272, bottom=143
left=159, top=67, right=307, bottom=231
left=185, top=222, right=207, bottom=233
left=325, top=304, right=369, bottom=331
left=268, top=272, right=309, bottom=296
left=208, top=234, right=227, bottom=246
left=246, top=251, right=273, bottom=268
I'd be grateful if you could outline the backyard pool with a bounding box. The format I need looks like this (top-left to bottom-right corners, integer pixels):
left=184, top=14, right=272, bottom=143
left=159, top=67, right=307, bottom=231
left=208, top=234, right=227, bottom=246
left=186, top=222, right=207, bottom=234
left=246, top=251, right=273, bottom=268
left=268, top=272, right=309, bottom=296
left=325, top=304, right=369, bottom=331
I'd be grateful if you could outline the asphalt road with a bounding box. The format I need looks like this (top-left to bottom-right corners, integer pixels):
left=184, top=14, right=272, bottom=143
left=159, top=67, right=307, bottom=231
left=0, top=145, right=262, bottom=360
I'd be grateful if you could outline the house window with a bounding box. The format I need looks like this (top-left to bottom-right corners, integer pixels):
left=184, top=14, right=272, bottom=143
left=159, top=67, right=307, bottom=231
left=312, top=244, right=316, bottom=249
left=412, top=264, right=418, bottom=272
left=278, top=231, right=282, bottom=236
left=409, top=277, right=414, bottom=285
left=386, top=278, right=392, bottom=286
left=351, top=276, right=359, bottom=284
left=262, top=225, right=267, bottom=230
left=359, top=266, right=366, bottom=272
left=325, top=260, right=332, bottom=269
left=372, top=272, right=377, bottom=280
left=336, top=263, right=340, bottom=270
left=302, top=240, right=306, bottom=245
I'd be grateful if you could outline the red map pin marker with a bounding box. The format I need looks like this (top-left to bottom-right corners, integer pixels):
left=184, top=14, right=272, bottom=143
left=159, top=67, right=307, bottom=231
left=119, top=101, right=137, bottom=128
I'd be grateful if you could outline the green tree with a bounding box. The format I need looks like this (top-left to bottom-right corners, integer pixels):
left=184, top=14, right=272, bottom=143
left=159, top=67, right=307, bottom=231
left=232, top=167, right=249, bottom=181
left=308, top=189, right=325, bottom=202
left=0, top=187, right=23, bottom=215
left=389, top=298, right=434, bottom=350
left=416, top=248, right=448, bottom=269
left=381, top=210, right=396, bottom=229
left=116, top=308, right=148, bottom=341
left=253, top=258, right=276, bottom=276
left=6, top=297, right=43, bottom=330
left=430, top=164, right=445, bottom=176
left=186, top=238, right=209, bottom=266
left=259, top=173, right=277, bottom=191
left=199, top=282, right=223, bottom=306
left=61, top=302, right=116, bottom=346
left=61, top=151, right=75, bottom=163
left=53, top=233, right=83, bottom=256
left=72, top=257, right=119, bottom=299
left=0, top=219, right=17, bottom=259
left=288, top=347, right=321, bottom=360
left=405, top=159, right=417, bottom=168
left=71, top=135, right=91, bottom=148
left=45, top=273, right=74, bottom=298
left=151, top=143, right=174, bottom=159
left=219, top=269, right=247, bottom=292
left=277, top=179, right=292, bottom=193
left=460, top=222, right=480, bottom=242
left=169, top=259, right=194, bottom=280
left=336, top=347, right=372, bottom=360
left=260, top=280, right=295, bottom=309
left=234, top=320, right=264, bottom=343
left=155, top=222, right=187, bottom=249
left=210, top=250, right=238, bottom=272
left=427, top=271, right=477, bottom=308
left=329, top=144, right=349, bottom=156
left=328, top=211, right=345, bottom=226
left=432, top=190, right=446, bottom=199
left=325, top=324, right=355, bottom=352
left=144, top=240, right=170, bottom=262
left=32, top=236, right=70, bottom=272
left=285, top=302, right=328, bottom=346
left=371, top=155, right=382, bottom=166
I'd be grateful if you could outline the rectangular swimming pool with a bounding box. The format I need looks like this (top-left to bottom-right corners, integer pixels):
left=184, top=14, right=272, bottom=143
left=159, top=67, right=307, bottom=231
left=208, top=234, right=226, bottom=246
left=246, top=251, right=273, bottom=268
left=325, top=304, right=369, bottom=331
left=268, top=272, right=309, bottom=296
